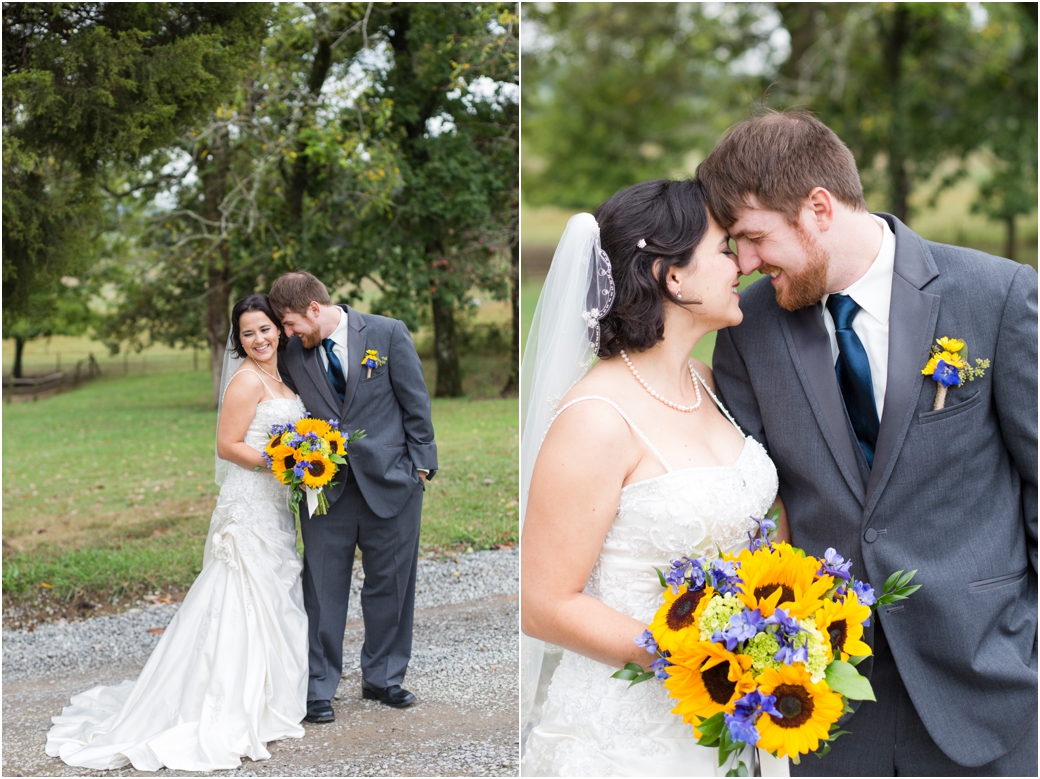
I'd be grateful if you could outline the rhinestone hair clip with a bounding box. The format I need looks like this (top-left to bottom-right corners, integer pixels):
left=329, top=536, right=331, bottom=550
left=637, top=238, right=647, bottom=249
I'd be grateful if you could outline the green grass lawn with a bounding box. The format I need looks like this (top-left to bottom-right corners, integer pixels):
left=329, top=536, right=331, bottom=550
left=2, top=365, right=517, bottom=614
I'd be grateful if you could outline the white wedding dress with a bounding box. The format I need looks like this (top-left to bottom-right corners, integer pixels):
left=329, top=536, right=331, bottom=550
left=522, top=389, right=787, bottom=777
left=46, top=389, right=309, bottom=771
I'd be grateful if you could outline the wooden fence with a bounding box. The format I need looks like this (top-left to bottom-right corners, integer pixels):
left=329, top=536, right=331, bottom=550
left=2, top=353, right=102, bottom=402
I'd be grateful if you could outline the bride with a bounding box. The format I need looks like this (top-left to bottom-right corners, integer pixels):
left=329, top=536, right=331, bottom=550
left=46, top=294, right=309, bottom=771
left=520, top=179, right=788, bottom=776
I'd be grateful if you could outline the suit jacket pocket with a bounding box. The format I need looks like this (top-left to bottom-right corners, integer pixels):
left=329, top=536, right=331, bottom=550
left=917, top=390, right=981, bottom=425
left=968, top=568, right=1027, bottom=593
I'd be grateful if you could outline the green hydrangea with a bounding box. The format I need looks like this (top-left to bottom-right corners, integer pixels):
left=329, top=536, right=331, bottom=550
left=744, top=631, right=782, bottom=675
left=698, top=594, right=744, bottom=641
left=797, top=619, right=830, bottom=683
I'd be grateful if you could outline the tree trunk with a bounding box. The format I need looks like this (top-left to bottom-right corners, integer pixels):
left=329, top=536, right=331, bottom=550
left=882, top=6, right=911, bottom=224
left=13, top=336, right=26, bottom=380
left=432, top=295, right=462, bottom=398
left=501, top=235, right=519, bottom=396
left=1004, top=215, right=1016, bottom=261
left=200, top=125, right=232, bottom=408
left=776, top=3, right=819, bottom=98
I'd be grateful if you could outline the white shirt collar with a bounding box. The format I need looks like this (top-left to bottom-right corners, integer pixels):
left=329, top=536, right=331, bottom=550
left=328, top=306, right=349, bottom=346
left=822, top=215, right=895, bottom=326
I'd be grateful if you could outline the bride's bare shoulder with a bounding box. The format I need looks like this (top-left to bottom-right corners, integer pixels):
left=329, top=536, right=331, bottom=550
left=548, top=361, right=633, bottom=442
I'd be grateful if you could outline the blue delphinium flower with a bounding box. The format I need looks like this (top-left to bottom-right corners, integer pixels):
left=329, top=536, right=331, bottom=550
left=329, top=419, right=340, bottom=430
left=651, top=654, right=672, bottom=680
left=765, top=607, right=806, bottom=665
left=665, top=556, right=706, bottom=593
left=747, top=516, right=778, bottom=552
left=292, top=460, right=308, bottom=479
left=851, top=579, right=876, bottom=607
left=634, top=629, right=658, bottom=655
left=932, top=360, right=960, bottom=387
left=724, top=690, right=781, bottom=746
left=713, top=608, right=766, bottom=651
left=818, top=548, right=853, bottom=582
left=262, top=453, right=273, bottom=468
left=708, top=559, right=743, bottom=595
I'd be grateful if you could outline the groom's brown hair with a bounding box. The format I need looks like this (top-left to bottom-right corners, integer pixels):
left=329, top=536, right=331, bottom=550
left=697, top=110, right=868, bottom=228
left=269, top=271, right=331, bottom=316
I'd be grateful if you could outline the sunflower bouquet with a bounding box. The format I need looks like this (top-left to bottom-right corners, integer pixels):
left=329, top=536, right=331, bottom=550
left=263, top=417, right=365, bottom=520
left=613, top=517, right=919, bottom=774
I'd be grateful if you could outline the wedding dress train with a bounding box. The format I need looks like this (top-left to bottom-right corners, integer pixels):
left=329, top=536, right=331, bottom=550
left=522, top=388, right=788, bottom=777
left=46, top=392, right=309, bottom=771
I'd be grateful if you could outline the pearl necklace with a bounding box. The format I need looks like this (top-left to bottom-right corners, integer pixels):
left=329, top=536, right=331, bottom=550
left=620, top=349, right=702, bottom=412
left=250, top=356, right=283, bottom=383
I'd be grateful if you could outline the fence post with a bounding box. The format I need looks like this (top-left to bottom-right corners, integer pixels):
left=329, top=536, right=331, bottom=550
left=32, top=376, right=39, bottom=402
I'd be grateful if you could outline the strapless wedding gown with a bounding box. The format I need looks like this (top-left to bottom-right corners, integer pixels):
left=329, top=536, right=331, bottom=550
left=522, top=389, right=788, bottom=777
left=46, top=393, right=309, bottom=771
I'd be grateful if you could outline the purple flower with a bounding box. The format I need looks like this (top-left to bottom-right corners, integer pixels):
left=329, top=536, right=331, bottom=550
left=708, top=559, right=743, bottom=596
left=634, top=629, right=658, bottom=655
left=329, top=419, right=340, bottom=430
left=748, top=516, right=777, bottom=552
left=292, top=460, right=308, bottom=479
left=852, top=579, right=876, bottom=607
left=724, top=690, right=780, bottom=746
left=932, top=360, right=961, bottom=387
left=651, top=655, right=672, bottom=680
left=818, top=548, right=853, bottom=582
left=262, top=453, right=273, bottom=468
left=774, top=641, right=809, bottom=665
left=712, top=608, right=766, bottom=651
left=666, top=556, right=706, bottom=593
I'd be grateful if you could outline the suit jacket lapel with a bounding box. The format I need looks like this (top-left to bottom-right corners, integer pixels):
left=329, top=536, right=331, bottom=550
left=342, top=305, right=366, bottom=416
left=865, top=215, right=940, bottom=513
left=782, top=304, right=867, bottom=502
left=304, top=340, right=341, bottom=413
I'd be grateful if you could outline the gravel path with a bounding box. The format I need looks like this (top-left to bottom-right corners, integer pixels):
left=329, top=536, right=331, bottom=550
left=2, top=549, right=519, bottom=777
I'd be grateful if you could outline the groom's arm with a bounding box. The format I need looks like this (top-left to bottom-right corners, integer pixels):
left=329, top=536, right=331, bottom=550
left=712, top=325, right=769, bottom=449
left=388, top=319, right=438, bottom=479
left=992, top=264, right=1038, bottom=574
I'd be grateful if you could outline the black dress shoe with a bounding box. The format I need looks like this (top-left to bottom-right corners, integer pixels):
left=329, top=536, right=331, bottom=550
left=362, top=683, right=416, bottom=708
left=304, top=699, right=334, bottom=722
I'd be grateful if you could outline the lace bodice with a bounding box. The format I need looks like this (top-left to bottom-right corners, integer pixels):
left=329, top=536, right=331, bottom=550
left=212, top=395, right=307, bottom=546
left=522, top=383, right=780, bottom=777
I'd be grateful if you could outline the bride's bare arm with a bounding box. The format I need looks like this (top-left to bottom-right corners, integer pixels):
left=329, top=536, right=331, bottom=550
left=216, top=371, right=270, bottom=472
left=521, top=400, right=651, bottom=669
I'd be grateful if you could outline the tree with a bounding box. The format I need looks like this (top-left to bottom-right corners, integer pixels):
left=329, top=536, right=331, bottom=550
left=2, top=276, right=95, bottom=378
left=2, top=1, right=269, bottom=336
left=521, top=3, right=769, bottom=210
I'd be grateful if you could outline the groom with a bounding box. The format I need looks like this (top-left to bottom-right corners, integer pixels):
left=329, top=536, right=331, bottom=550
left=269, top=271, right=437, bottom=722
left=699, top=112, right=1037, bottom=775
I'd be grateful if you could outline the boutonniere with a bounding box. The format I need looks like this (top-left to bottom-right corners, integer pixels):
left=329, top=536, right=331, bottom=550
left=921, top=336, right=990, bottom=410
left=360, top=349, right=387, bottom=378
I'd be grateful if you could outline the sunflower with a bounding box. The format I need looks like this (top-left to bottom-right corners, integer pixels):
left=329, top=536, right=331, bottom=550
left=754, top=664, right=844, bottom=759
left=268, top=445, right=299, bottom=484
left=648, top=584, right=715, bottom=653
left=815, top=592, right=872, bottom=662
left=296, top=418, right=332, bottom=438
left=664, top=641, right=756, bottom=725
left=734, top=543, right=833, bottom=620
left=325, top=430, right=348, bottom=457
left=299, top=453, right=335, bottom=488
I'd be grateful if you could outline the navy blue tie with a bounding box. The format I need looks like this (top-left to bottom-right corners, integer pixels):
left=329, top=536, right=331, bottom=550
left=323, top=338, right=346, bottom=401
left=826, top=294, right=880, bottom=467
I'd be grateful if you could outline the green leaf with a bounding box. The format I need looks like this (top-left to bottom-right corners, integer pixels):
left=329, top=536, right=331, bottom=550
left=847, top=653, right=866, bottom=666
left=815, top=742, right=832, bottom=759
left=726, top=762, right=750, bottom=777
left=611, top=662, right=645, bottom=682
left=825, top=660, right=876, bottom=701
left=629, top=671, right=655, bottom=687
left=883, top=569, right=902, bottom=592
left=654, top=566, right=668, bottom=588
left=695, top=712, right=725, bottom=745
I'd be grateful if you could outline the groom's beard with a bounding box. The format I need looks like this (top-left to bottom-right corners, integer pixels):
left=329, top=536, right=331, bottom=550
left=299, top=330, right=322, bottom=350
left=763, top=228, right=830, bottom=311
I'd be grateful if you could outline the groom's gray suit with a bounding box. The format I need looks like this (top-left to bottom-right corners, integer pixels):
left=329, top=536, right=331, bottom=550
left=713, top=214, right=1037, bottom=774
left=280, top=305, right=437, bottom=700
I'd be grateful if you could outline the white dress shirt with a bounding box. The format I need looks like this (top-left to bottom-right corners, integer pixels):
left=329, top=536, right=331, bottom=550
left=318, top=307, right=349, bottom=384
left=821, top=215, right=895, bottom=420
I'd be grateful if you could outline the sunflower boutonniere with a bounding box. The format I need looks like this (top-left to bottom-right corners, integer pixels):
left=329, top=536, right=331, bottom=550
left=921, top=336, right=990, bottom=410
left=360, top=349, right=387, bottom=378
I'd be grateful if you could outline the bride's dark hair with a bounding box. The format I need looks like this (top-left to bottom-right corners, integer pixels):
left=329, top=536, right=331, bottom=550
left=594, top=178, right=710, bottom=358
left=229, top=294, right=287, bottom=358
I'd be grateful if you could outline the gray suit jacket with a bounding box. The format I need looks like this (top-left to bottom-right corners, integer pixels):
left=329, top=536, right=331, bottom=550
left=713, top=214, right=1037, bottom=767
left=280, top=305, right=437, bottom=519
